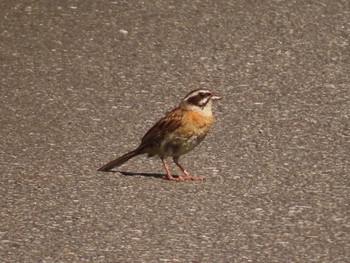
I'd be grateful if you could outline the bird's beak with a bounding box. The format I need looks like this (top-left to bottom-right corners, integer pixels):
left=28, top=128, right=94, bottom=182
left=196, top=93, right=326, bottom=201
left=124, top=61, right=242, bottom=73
left=211, top=94, right=222, bottom=100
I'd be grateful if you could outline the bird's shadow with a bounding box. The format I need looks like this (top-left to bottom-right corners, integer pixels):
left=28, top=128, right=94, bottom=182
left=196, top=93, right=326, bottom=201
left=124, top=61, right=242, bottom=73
left=120, top=171, right=165, bottom=179
left=104, top=170, right=172, bottom=179
left=101, top=170, right=185, bottom=180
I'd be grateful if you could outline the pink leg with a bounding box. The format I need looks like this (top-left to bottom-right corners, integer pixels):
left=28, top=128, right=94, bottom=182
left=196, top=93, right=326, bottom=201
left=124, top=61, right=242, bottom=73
left=161, top=158, right=184, bottom=182
left=173, top=157, right=205, bottom=181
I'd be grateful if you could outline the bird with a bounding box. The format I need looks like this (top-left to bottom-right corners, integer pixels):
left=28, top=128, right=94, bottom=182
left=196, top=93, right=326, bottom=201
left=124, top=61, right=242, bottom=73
left=98, top=88, right=221, bottom=182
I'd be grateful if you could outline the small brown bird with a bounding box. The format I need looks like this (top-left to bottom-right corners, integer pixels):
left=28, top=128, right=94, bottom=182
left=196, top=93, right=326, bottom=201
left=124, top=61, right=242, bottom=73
left=98, top=89, right=221, bottom=182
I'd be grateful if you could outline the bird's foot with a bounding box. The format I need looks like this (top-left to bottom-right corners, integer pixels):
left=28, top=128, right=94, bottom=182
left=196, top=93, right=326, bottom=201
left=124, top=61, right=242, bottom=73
left=183, top=171, right=205, bottom=181
left=164, top=174, right=185, bottom=182
left=184, top=176, right=205, bottom=181
left=163, top=172, right=205, bottom=182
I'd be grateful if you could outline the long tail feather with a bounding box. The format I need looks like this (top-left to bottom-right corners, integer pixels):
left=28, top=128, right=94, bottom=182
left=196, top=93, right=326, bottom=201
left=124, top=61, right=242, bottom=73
left=98, top=149, right=141, bottom=171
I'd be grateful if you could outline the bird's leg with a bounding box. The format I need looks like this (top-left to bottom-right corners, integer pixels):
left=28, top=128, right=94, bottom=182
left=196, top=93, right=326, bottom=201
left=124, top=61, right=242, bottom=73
left=173, top=157, right=205, bottom=181
left=161, top=158, right=184, bottom=182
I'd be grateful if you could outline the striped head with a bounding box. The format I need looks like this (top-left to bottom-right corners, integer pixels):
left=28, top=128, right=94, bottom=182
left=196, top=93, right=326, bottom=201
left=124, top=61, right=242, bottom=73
left=180, top=89, right=221, bottom=116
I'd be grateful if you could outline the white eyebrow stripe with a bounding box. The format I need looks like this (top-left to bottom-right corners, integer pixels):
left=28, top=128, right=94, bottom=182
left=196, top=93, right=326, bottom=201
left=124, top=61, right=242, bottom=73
left=184, top=90, right=211, bottom=101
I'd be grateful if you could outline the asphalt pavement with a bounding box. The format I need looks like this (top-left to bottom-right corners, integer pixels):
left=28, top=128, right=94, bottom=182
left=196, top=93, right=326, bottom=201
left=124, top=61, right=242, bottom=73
left=1, top=0, right=349, bottom=262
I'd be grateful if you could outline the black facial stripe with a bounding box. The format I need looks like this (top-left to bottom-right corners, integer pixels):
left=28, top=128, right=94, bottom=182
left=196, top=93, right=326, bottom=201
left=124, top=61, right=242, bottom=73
left=187, top=93, right=211, bottom=107
left=187, top=95, right=202, bottom=106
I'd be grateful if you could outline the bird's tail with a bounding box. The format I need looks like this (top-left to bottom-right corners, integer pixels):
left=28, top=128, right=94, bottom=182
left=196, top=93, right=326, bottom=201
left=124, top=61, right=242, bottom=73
left=98, top=148, right=142, bottom=171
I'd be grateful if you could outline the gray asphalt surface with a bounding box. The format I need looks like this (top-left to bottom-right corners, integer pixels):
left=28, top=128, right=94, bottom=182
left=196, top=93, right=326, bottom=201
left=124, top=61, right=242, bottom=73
left=1, top=0, right=349, bottom=262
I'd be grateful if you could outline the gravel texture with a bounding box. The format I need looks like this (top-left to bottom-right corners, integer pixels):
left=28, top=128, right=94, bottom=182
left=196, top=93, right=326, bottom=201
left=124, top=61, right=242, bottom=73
left=1, top=0, right=349, bottom=262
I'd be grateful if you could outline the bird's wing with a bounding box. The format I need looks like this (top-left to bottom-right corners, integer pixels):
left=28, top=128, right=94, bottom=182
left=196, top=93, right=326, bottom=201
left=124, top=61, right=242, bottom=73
left=140, top=107, right=184, bottom=146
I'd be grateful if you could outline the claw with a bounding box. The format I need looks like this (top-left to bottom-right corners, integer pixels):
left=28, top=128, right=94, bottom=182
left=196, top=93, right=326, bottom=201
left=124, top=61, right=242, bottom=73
left=165, top=176, right=185, bottom=182
left=183, top=175, right=205, bottom=181
left=182, top=170, right=205, bottom=181
left=189, top=176, right=205, bottom=181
